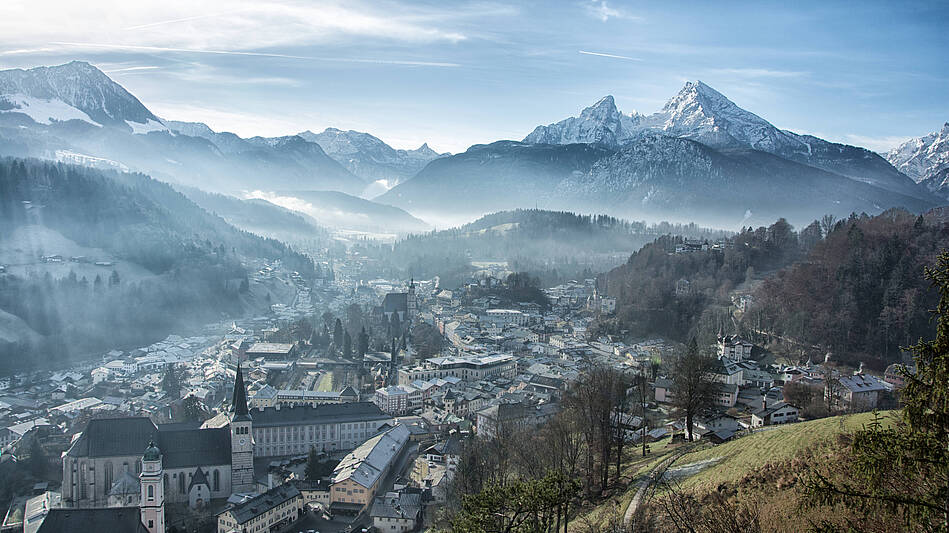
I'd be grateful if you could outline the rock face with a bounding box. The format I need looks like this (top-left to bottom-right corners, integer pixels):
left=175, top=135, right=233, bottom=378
left=887, top=122, right=949, bottom=183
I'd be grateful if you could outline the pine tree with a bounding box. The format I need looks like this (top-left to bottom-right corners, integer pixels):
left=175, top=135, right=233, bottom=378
left=333, top=318, right=343, bottom=349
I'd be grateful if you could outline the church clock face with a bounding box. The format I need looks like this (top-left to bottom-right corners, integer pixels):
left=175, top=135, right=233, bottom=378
left=239, top=438, right=246, bottom=446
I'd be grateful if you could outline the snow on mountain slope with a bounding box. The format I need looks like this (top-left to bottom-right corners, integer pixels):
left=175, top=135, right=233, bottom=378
left=0, top=61, right=163, bottom=131
left=887, top=122, right=949, bottom=182
left=0, top=93, right=100, bottom=126
left=523, top=81, right=930, bottom=201
left=643, top=81, right=808, bottom=153
left=524, top=95, right=643, bottom=147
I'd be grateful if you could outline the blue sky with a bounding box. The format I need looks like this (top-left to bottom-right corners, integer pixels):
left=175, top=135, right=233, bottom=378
left=0, top=0, right=946, bottom=153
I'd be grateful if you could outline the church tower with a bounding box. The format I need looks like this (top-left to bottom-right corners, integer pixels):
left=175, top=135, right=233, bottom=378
left=407, top=278, right=417, bottom=319
left=140, top=442, right=165, bottom=533
left=230, top=363, right=255, bottom=494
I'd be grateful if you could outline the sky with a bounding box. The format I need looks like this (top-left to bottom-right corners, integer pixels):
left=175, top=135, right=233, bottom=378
left=0, top=0, right=946, bottom=154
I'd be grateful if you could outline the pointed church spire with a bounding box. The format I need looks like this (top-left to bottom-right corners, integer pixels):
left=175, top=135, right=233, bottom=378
left=231, top=363, right=251, bottom=420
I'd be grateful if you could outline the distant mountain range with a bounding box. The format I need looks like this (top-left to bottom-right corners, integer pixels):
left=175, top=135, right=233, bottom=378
left=381, top=81, right=940, bottom=227
left=298, top=128, right=446, bottom=188
left=0, top=62, right=443, bottom=225
left=886, top=122, right=949, bottom=199
left=0, top=61, right=944, bottom=230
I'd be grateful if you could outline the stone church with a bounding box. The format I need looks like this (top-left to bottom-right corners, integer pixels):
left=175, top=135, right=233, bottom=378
left=63, top=364, right=392, bottom=508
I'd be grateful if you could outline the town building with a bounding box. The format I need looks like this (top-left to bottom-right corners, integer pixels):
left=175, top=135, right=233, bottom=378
left=828, top=373, right=888, bottom=411
left=370, top=491, right=421, bottom=533
left=330, top=425, right=411, bottom=513
left=397, top=354, right=516, bottom=385
left=245, top=343, right=296, bottom=360
left=249, top=385, right=359, bottom=409
left=751, top=401, right=800, bottom=428
left=718, top=334, right=754, bottom=361
left=216, top=483, right=303, bottom=533
left=63, top=365, right=391, bottom=508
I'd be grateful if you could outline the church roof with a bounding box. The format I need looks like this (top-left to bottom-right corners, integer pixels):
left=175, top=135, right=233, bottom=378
left=231, top=364, right=251, bottom=422
left=36, top=508, right=148, bottom=533
left=158, top=427, right=231, bottom=469
left=383, top=293, right=408, bottom=314
left=67, top=417, right=158, bottom=458
left=66, top=417, right=231, bottom=469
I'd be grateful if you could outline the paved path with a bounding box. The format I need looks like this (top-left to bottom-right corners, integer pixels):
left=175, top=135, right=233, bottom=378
left=622, top=451, right=686, bottom=527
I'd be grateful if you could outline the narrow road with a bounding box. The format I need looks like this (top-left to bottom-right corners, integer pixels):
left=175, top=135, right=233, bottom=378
left=622, top=451, right=686, bottom=527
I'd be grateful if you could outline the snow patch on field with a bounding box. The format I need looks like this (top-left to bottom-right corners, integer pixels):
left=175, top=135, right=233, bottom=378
left=662, top=457, right=723, bottom=480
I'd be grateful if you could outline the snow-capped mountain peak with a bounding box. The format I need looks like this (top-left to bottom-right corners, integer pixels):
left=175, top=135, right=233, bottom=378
left=523, top=94, right=643, bottom=148
left=886, top=122, right=949, bottom=183
left=644, top=80, right=803, bottom=152
left=0, top=61, right=166, bottom=133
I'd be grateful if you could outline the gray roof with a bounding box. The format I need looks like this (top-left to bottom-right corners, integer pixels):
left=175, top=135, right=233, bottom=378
left=838, top=374, right=887, bottom=393
left=67, top=417, right=158, bottom=458
left=36, top=508, right=148, bottom=533
left=252, top=402, right=390, bottom=428
left=223, top=483, right=301, bottom=525
left=158, top=427, right=231, bottom=469
left=383, top=293, right=408, bottom=314
left=332, top=425, right=410, bottom=489
left=370, top=492, right=421, bottom=520
left=66, top=417, right=231, bottom=469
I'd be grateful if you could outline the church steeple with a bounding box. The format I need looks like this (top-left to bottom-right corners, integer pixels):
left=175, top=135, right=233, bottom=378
left=231, top=363, right=250, bottom=421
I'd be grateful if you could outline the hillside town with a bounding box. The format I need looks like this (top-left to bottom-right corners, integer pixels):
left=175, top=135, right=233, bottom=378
left=0, top=260, right=905, bottom=533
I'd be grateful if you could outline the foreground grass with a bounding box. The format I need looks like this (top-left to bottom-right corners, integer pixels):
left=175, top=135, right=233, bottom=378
left=669, top=410, right=898, bottom=490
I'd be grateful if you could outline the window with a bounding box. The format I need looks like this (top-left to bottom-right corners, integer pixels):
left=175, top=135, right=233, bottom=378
left=103, top=462, right=113, bottom=493
left=213, top=469, right=220, bottom=492
left=179, top=473, right=186, bottom=494
left=148, top=485, right=154, bottom=500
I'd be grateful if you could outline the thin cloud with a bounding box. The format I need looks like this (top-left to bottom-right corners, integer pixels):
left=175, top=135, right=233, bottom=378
left=124, top=10, right=246, bottom=31
left=579, top=50, right=642, bottom=61
left=50, top=42, right=461, bottom=67
left=0, top=47, right=57, bottom=56
left=584, top=1, right=641, bottom=22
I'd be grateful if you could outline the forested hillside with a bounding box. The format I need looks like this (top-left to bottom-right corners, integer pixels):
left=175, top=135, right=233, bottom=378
left=752, top=209, right=946, bottom=369
left=355, top=209, right=727, bottom=286
left=597, top=208, right=949, bottom=369
left=596, top=217, right=811, bottom=341
left=0, top=158, right=316, bottom=373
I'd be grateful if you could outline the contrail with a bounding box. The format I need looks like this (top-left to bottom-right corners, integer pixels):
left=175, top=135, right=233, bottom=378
left=124, top=11, right=242, bottom=31
left=50, top=42, right=461, bottom=67
left=579, top=50, right=642, bottom=61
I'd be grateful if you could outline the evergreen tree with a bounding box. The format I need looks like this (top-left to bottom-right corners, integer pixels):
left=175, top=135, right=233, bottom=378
left=161, top=363, right=181, bottom=399
left=342, top=330, right=352, bottom=359
left=333, top=318, right=343, bottom=349
left=357, top=326, right=369, bottom=357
